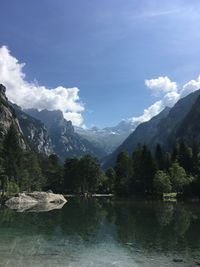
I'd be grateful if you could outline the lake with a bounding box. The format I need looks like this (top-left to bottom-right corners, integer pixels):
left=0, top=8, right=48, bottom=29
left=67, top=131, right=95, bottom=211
left=0, top=198, right=199, bottom=267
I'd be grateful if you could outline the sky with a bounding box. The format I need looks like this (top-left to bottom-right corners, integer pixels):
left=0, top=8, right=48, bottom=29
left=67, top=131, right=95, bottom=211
left=1, top=0, right=200, bottom=128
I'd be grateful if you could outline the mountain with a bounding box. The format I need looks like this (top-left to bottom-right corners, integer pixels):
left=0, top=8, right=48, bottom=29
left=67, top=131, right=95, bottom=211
left=175, top=93, right=200, bottom=145
left=75, top=119, right=140, bottom=155
left=11, top=104, right=54, bottom=156
left=0, top=84, right=26, bottom=149
left=0, top=84, right=104, bottom=161
left=150, top=90, right=200, bottom=149
left=103, top=107, right=171, bottom=168
left=25, top=109, right=105, bottom=161
left=104, top=89, right=200, bottom=168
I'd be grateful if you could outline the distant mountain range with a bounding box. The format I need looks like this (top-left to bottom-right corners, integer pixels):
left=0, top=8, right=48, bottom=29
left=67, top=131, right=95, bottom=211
left=75, top=119, right=140, bottom=155
left=103, top=89, right=200, bottom=168
left=0, top=83, right=143, bottom=161
left=1, top=82, right=200, bottom=167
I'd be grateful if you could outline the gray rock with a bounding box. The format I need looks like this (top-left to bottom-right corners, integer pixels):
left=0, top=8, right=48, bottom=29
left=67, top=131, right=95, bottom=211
left=6, top=201, right=66, bottom=213
left=6, top=191, right=67, bottom=210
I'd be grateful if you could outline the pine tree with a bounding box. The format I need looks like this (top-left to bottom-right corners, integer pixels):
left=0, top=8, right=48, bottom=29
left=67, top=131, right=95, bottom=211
left=178, top=141, right=193, bottom=173
left=115, top=151, right=133, bottom=195
left=105, top=167, right=116, bottom=193
left=79, top=155, right=102, bottom=193
left=63, top=158, right=80, bottom=193
left=2, top=124, right=23, bottom=182
left=139, top=145, right=157, bottom=194
left=42, top=154, right=63, bottom=192
left=155, top=144, right=164, bottom=170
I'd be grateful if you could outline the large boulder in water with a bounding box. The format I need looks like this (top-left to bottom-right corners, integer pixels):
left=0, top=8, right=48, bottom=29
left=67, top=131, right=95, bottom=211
left=5, top=191, right=67, bottom=212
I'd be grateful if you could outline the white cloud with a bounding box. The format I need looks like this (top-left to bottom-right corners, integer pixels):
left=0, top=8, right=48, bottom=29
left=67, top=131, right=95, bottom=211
left=128, top=75, right=200, bottom=127
left=64, top=112, right=83, bottom=126
left=180, top=75, right=200, bottom=97
left=129, top=100, right=164, bottom=124
left=162, top=91, right=180, bottom=106
left=145, top=76, right=177, bottom=95
left=128, top=79, right=180, bottom=124
left=0, top=46, right=84, bottom=126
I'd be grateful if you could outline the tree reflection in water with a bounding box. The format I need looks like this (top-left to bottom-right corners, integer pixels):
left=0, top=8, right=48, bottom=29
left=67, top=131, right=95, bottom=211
left=0, top=198, right=200, bottom=254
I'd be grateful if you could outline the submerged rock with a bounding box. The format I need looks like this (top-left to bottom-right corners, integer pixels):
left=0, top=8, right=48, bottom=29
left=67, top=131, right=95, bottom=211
left=5, top=191, right=67, bottom=212
left=6, top=201, right=66, bottom=213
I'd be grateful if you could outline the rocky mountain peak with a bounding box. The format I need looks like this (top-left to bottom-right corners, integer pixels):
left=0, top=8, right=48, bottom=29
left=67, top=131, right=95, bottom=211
left=0, top=84, right=6, bottom=94
left=0, top=84, right=7, bottom=102
left=25, top=108, right=105, bottom=161
left=0, top=84, right=26, bottom=149
left=25, top=108, right=74, bottom=134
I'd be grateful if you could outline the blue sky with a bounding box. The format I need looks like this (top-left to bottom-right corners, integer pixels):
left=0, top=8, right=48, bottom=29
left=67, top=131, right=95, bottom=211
left=1, top=0, right=200, bottom=127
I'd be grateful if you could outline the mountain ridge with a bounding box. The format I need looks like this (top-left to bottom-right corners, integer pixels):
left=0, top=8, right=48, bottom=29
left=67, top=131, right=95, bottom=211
left=75, top=119, right=140, bottom=155
left=25, top=108, right=106, bottom=161
left=103, top=107, right=171, bottom=168
left=103, top=89, right=200, bottom=168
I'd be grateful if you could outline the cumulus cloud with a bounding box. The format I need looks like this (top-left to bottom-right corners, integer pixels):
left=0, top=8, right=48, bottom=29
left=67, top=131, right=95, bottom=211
left=129, top=100, right=164, bottom=124
left=162, top=91, right=180, bottom=106
left=0, top=46, right=84, bottom=126
left=180, top=75, right=200, bottom=98
left=145, top=76, right=177, bottom=95
left=128, top=75, right=200, bottom=126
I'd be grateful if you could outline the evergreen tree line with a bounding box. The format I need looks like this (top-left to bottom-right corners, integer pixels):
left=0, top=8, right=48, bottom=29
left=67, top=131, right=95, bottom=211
left=0, top=124, right=110, bottom=196
left=0, top=125, right=63, bottom=196
left=1, top=124, right=200, bottom=197
left=49, top=141, right=200, bottom=197
left=113, top=142, right=200, bottom=196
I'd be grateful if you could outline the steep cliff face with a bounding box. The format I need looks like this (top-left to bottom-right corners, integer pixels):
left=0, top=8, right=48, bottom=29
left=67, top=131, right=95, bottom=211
left=25, top=109, right=105, bottom=161
left=0, top=84, right=26, bottom=149
left=12, top=104, right=54, bottom=156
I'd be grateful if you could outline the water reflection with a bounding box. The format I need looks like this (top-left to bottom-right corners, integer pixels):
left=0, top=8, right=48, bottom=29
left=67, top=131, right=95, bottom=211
left=6, top=201, right=66, bottom=213
left=0, top=199, right=200, bottom=266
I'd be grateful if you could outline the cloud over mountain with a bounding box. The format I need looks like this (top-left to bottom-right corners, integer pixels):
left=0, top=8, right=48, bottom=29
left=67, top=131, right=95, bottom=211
left=1, top=46, right=200, bottom=129
left=0, top=46, right=84, bottom=126
left=129, top=75, right=200, bottom=124
left=181, top=75, right=200, bottom=98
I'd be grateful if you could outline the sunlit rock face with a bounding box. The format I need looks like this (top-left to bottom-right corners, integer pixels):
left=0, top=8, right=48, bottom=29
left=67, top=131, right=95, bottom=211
left=0, top=84, right=26, bottom=149
left=11, top=104, right=54, bottom=156
left=0, top=84, right=53, bottom=155
left=25, top=109, right=105, bottom=161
